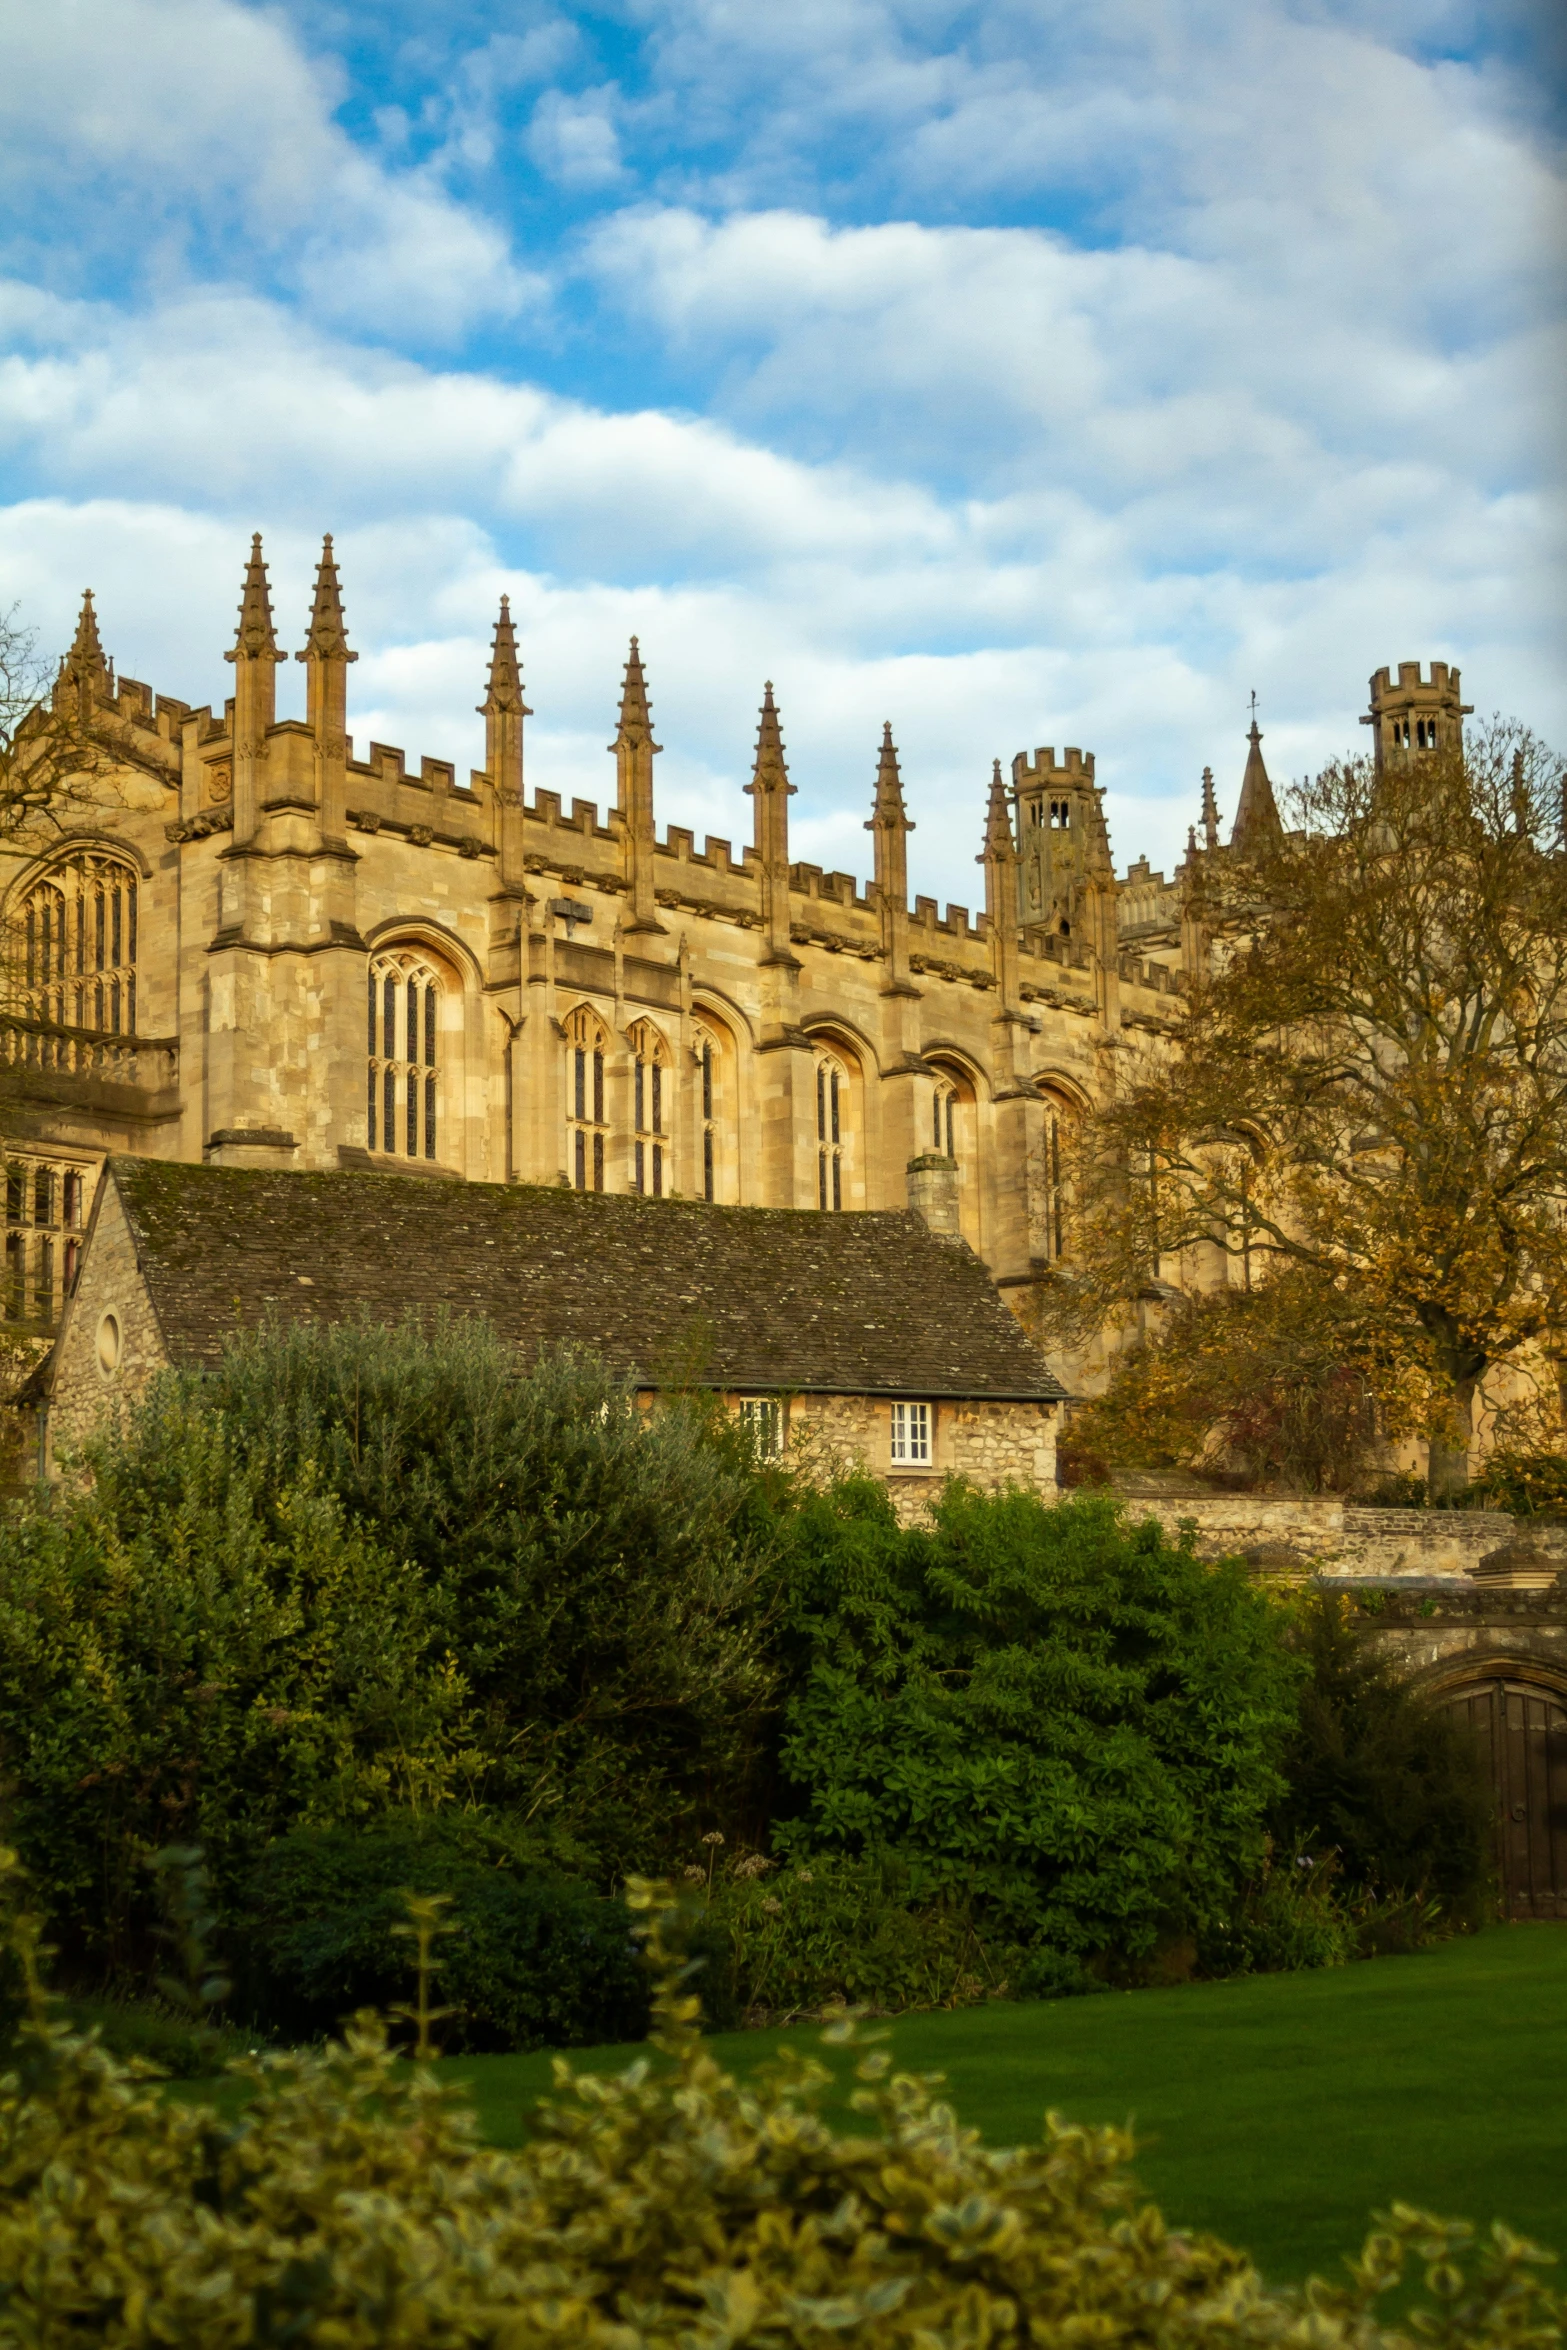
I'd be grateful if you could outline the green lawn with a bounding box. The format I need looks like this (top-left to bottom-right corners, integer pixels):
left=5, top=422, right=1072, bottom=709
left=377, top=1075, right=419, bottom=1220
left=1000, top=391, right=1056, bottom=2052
left=427, top=1925, right=1567, bottom=2292
left=166, top=1926, right=1566, bottom=2292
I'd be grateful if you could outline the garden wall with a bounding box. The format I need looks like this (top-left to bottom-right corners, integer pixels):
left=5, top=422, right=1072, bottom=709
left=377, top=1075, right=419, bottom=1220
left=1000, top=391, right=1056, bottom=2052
left=1111, top=1486, right=1567, bottom=1579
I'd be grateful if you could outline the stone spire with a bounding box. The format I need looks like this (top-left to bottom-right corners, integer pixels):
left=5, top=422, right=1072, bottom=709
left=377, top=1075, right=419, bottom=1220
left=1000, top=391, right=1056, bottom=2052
left=299, top=534, right=355, bottom=666
left=1231, top=712, right=1282, bottom=855
left=979, top=759, right=1020, bottom=1011
left=610, top=636, right=662, bottom=932
left=230, top=534, right=282, bottom=664
left=480, top=596, right=530, bottom=796
left=745, top=681, right=797, bottom=965
left=482, top=595, right=532, bottom=892
left=296, top=534, right=357, bottom=840
left=865, top=722, right=915, bottom=992
left=983, top=757, right=1015, bottom=862
left=1200, top=765, right=1220, bottom=852
left=66, top=590, right=108, bottom=684
left=225, top=534, right=285, bottom=844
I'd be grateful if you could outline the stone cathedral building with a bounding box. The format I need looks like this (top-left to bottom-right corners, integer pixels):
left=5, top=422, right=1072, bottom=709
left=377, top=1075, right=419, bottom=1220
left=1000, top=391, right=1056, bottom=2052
left=1, top=535, right=1473, bottom=1373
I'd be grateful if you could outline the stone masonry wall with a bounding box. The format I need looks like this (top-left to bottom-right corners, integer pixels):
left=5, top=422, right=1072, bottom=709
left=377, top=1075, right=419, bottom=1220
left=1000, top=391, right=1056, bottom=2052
left=1112, top=1489, right=1567, bottom=1578
left=780, top=1391, right=1058, bottom=1527
left=1348, top=1583, right=1567, bottom=1697
left=47, top=1183, right=170, bottom=1461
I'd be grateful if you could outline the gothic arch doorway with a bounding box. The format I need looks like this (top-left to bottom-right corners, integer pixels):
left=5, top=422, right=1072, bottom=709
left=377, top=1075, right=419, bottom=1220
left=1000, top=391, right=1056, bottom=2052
left=1439, top=1675, right=1567, bottom=1920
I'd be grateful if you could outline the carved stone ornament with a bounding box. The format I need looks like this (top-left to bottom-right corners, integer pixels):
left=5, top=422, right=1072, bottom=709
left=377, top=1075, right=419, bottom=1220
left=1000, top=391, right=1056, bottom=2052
left=348, top=809, right=382, bottom=833
left=408, top=824, right=435, bottom=847
left=205, top=760, right=232, bottom=804
left=165, top=806, right=235, bottom=845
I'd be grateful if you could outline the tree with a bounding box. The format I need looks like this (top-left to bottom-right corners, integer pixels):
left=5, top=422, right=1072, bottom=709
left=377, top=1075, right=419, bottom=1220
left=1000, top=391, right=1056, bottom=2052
left=1039, top=719, right=1567, bottom=1496
left=1067, top=1269, right=1396, bottom=1494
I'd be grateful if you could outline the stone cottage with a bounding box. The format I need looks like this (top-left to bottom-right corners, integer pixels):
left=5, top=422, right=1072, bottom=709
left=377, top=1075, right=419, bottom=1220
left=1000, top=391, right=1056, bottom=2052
left=46, top=1155, right=1066, bottom=1517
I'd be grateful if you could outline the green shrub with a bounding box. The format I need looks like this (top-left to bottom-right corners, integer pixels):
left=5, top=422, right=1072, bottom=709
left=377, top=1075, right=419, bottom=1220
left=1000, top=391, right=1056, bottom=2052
left=0, top=1872, right=1554, bottom=2348
left=1196, top=1846, right=1357, bottom=1978
left=1272, top=1596, right=1494, bottom=1926
left=83, top=1321, right=777, bottom=1880
left=240, top=1816, right=648, bottom=2051
left=774, top=1481, right=1299, bottom=1961
left=701, top=1851, right=1008, bottom=2020
left=0, top=1432, right=467, bottom=1972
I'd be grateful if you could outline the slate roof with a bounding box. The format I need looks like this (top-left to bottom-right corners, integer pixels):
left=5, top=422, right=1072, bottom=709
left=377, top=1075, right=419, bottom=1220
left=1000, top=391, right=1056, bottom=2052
left=103, top=1157, right=1067, bottom=1403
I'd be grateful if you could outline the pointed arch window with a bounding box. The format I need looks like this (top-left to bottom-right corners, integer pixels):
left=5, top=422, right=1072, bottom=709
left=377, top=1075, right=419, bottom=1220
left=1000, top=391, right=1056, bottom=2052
left=815, top=1048, right=848, bottom=1211
left=1038, top=1087, right=1078, bottom=1261
left=565, top=1005, right=609, bottom=1192
left=19, top=852, right=139, bottom=1055
left=694, top=1015, right=730, bottom=1203
left=630, top=1019, right=670, bottom=1197
left=368, top=948, right=441, bottom=1161
left=931, top=1074, right=958, bottom=1159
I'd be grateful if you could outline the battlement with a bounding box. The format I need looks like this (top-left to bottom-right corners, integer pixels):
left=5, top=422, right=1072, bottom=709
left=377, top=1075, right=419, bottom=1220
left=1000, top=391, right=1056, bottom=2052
left=1011, top=745, right=1096, bottom=794
left=1362, top=658, right=1474, bottom=766
left=1368, top=660, right=1464, bottom=702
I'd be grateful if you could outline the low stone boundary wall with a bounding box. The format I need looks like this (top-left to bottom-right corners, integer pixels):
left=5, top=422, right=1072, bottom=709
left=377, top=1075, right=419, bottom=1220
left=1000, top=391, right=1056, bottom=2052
left=1111, top=1490, right=1567, bottom=1579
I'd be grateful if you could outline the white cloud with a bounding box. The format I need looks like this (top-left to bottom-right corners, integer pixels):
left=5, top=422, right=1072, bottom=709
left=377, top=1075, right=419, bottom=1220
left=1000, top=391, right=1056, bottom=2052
left=0, top=0, right=1558, bottom=908
left=0, top=0, right=532, bottom=339
left=527, top=87, right=627, bottom=191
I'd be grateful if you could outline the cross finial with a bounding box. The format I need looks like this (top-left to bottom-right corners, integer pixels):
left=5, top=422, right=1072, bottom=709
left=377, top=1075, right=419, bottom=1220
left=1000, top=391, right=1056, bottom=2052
left=1248, top=688, right=1259, bottom=723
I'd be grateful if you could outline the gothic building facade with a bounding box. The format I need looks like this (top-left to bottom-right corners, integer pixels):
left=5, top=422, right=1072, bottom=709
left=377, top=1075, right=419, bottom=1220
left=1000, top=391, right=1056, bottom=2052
left=0, top=534, right=1474, bottom=1375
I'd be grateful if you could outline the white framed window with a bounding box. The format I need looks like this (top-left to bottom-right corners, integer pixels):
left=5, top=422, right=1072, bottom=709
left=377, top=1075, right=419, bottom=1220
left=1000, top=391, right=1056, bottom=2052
left=737, top=1396, right=784, bottom=1460
left=889, top=1400, right=932, bottom=1466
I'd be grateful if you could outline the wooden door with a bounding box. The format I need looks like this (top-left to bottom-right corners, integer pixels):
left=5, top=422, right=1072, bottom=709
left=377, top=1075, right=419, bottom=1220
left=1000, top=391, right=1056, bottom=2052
left=1443, top=1680, right=1567, bottom=1920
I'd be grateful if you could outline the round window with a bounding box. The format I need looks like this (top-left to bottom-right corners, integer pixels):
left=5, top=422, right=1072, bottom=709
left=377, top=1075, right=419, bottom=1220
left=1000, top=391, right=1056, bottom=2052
left=96, top=1312, right=122, bottom=1376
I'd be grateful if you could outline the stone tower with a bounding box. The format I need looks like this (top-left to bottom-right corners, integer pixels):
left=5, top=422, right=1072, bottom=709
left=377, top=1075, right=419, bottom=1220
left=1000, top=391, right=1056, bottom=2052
left=1362, top=661, right=1472, bottom=774
left=1009, top=745, right=1101, bottom=938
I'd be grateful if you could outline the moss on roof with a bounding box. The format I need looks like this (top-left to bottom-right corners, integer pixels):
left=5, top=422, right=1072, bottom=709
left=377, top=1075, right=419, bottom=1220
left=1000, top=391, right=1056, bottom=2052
left=107, top=1157, right=1066, bottom=1402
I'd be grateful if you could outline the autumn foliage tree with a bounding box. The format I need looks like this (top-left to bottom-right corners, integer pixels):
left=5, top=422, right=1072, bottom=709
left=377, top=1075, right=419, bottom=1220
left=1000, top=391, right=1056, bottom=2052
left=1041, top=719, right=1567, bottom=1496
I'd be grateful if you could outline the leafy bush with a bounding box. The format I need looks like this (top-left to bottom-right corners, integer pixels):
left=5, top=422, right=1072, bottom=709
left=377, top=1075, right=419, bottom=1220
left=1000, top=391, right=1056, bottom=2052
left=82, top=1320, right=777, bottom=1880
left=0, top=1872, right=1554, bottom=2349
left=0, top=1429, right=466, bottom=1972
left=1271, top=1595, right=1494, bottom=1926
left=239, top=1816, right=648, bottom=2051
left=701, top=1850, right=1027, bottom=2021
left=773, top=1481, right=1300, bottom=1962
left=1197, top=1846, right=1357, bottom=1979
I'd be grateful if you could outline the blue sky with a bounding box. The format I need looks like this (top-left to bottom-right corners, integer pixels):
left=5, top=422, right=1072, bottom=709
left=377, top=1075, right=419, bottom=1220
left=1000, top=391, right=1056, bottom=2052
left=0, top=0, right=1561, bottom=897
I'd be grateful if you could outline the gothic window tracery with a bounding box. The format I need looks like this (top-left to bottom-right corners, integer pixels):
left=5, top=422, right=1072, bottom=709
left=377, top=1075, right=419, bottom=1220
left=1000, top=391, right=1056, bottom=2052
left=19, top=852, right=139, bottom=1048
left=815, top=1047, right=849, bottom=1211
left=629, top=1019, right=670, bottom=1196
left=565, top=1005, right=609, bottom=1192
left=693, top=1015, right=730, bottom=1202
left=368, top=948, right=442, bottom=1162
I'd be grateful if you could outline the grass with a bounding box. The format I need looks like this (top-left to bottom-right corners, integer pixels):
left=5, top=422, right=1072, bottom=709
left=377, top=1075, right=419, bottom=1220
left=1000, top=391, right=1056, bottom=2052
left=430, top=1925, right=1567, bottom=2291
left=165, top=1926, right=1567, bottom=2292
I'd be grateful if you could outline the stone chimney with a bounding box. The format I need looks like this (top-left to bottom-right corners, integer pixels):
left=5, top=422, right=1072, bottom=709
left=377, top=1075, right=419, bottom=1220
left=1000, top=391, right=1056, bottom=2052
left=907, top=1152, right=961, bottom=1238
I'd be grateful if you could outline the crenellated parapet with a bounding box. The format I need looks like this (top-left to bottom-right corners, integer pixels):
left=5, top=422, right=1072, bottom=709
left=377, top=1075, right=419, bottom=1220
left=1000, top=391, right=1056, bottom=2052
left=1362, top=659, right=1472, bottom=772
